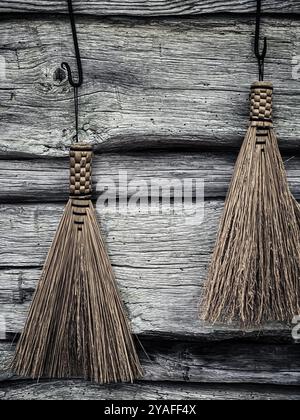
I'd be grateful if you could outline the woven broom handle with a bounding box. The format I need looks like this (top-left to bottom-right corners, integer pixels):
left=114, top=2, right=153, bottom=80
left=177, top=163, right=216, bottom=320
left=70, top=144, right=93, bottom=199
left=250, top=81, right=273, bottom=126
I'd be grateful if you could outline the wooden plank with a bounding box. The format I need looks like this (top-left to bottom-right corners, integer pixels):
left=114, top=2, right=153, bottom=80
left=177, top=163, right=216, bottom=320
left=1, top=341, right=300, bottom=385
left=0, top=203, right=293, bottom=339
left=1, top=152, right=300, bottom=203
left=0, top=380, right=299, bottom=400
left=0, top=343, right=12, bottom=382
left=1, top=16, right=300, bottom=157
left=0, top=152, right=232, bottom=202
left=0, top=1, right=298, bottom=16
left=1, top=0, right=299, bottom=16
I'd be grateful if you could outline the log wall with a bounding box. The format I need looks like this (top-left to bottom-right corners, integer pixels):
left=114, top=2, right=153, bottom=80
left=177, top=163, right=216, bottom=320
left=0, top=0, right=300, bottom=400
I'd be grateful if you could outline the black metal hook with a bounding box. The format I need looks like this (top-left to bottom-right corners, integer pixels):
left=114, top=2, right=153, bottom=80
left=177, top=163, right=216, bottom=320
left=254, top=0, right=267, bottom=81
left=61, top=0, right=83, bottom=88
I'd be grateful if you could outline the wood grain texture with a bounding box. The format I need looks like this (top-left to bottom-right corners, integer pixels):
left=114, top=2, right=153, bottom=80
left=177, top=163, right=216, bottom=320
left=0, top=0, right=299, bottom=16
left=1, top=152, right=300, bottom=203
left=0, top=380, right=299, bottom=400
left=1, top=341, right=300, bottom=385
left=1, top=16, right=300, bottom=157
left=1, top=6, right=300, bottom=401
left=0, top=202, right=293, bottom=339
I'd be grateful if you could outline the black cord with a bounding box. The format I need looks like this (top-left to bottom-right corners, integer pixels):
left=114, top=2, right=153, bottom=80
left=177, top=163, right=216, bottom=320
left=74, top=86, right=79, bottom=143
left=61, top=0, right=83, bottom=143
left=255, top=0, right=267, bottom=81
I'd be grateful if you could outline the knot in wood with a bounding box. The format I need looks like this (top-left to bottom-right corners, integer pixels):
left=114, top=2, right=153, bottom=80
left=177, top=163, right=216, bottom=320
left=69, top=144, right=93, bottom=199
left=250, top=82, right=273, bottom=127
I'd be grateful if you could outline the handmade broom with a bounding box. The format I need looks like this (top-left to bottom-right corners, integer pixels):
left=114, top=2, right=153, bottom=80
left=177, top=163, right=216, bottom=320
left=13, top=0, right=142, bottom=383
left=202, top=0, right=300, bottom=326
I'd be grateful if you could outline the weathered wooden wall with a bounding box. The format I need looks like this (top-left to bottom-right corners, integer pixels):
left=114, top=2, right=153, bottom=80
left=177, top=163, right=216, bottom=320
left=1, top=1, right=299, bottom=15
left=0, top=0, right=300, bottom=400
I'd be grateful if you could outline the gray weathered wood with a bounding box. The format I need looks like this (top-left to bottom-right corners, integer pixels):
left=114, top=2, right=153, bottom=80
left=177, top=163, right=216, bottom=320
left=1, top=4, right=299, bottom=402
left=1, top=16, right=300, bottom=157
left=0, top=202, right=292, bottom=339
left=0, top=380, right=299, bottom=400
left=1, top=341, right=300, bottom=385
left=0, top=343, right=13, bottom=382
left=1, top=152, right=300, bottom=203
left=0, top=0, right=298, bottom=15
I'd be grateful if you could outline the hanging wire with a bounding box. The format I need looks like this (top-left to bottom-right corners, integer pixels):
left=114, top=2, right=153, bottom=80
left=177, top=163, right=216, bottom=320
left=254, top=0, right=268, bottom=81
left=61, top=0, right=83, bottom=142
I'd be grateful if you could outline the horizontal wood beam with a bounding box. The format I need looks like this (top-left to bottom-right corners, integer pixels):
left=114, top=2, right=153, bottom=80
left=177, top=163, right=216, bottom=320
left=1, top=16, right=300, bottom=157
left=0, top=379, right=299, bottom=400
left=0, top=1, right=299, bottom=16
left=0, top=152, right=300, bottom=203
left=0, top=202, right=293, bottom=339
left=1, top=341, right=300, bottom=386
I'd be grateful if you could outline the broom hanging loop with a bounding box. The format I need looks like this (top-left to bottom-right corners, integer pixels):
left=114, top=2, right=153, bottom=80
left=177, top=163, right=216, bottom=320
left=61, top=0, right=83, bottom=143
left=255, top=0, right=268, bottom=81
left=61, top=0, right=83, bottom=88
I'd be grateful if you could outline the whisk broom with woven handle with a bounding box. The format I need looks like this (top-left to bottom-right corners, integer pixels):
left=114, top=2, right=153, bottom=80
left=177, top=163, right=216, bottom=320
left=13, top=0, right=142, bottom=383
left=202, top=1, right=300, bottom=326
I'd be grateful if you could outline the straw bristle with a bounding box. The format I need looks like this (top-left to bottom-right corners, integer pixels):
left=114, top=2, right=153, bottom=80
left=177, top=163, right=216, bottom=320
left=293, top=196, right=300, bottom=226
left=202, top=125, right=300, bottom=326
left=13, top=199, right=143, bottom=383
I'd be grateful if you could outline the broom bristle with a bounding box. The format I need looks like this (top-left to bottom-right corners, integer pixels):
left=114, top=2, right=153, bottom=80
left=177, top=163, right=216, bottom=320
left=202, top=82, right=300, bottom=326
left=13, top=145, right=142, bottom=383
left=293, top=196, right=300, bottom=226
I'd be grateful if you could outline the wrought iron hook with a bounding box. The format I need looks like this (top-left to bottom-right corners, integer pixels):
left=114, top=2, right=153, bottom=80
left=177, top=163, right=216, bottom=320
left=255, top=0, right=267, bottom=81
left=61, top=0, right=83, bottom=88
